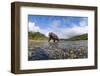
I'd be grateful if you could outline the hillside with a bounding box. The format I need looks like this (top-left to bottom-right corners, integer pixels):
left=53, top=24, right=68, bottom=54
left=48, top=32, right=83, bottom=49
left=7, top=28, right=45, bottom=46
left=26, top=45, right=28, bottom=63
left=28, top=32, right=48, bottom=40
left=68, top=34, right=88, bottom=41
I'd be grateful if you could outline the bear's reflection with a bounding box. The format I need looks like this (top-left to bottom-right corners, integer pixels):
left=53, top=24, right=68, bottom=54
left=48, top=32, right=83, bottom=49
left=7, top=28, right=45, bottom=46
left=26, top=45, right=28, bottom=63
left=48, top=42, right=59, bottom=49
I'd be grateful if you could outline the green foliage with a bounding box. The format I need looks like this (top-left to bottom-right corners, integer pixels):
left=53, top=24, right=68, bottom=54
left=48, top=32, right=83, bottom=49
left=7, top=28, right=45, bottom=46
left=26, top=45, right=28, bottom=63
left=68, top=34, right=88, bottom=41
left=28, top=32, right=48, bottom=40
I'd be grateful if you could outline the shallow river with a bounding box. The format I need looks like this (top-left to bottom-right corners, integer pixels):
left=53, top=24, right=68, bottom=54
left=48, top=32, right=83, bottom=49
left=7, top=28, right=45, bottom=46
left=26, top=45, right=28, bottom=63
left=28, top=40, right=88, bottom=61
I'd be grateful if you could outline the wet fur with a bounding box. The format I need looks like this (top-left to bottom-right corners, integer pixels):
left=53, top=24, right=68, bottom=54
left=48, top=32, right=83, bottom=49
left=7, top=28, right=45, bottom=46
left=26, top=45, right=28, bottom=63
left=48, top=32, right=59, bottom=42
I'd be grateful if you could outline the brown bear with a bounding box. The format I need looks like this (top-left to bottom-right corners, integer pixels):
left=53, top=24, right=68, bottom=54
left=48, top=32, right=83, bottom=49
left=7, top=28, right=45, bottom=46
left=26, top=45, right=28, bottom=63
left=48, top=32, right=59, bottom=42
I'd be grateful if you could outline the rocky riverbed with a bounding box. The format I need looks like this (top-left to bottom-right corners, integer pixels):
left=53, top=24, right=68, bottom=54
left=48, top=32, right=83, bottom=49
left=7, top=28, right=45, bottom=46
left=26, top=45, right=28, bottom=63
left=28, top=40, right=88, bottom=60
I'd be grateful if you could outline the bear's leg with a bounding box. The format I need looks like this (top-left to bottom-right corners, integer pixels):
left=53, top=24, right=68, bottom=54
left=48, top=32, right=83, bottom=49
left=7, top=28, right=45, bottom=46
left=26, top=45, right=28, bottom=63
left=48, top=37, right=51, bottom=42
left=53, top=39, right=55, bottom=42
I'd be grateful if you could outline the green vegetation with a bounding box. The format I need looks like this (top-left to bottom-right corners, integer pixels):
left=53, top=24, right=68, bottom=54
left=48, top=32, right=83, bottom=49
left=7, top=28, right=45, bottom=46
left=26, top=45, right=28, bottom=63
left=68, top=34, right=88, bottom=41
left=28, top=32, right=87, bottom=41
left=28, top=32, right=48, bottom=40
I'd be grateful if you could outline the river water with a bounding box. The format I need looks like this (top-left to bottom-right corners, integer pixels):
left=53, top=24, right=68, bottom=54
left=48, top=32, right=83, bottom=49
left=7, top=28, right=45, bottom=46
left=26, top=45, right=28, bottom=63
left=28, top=40, right=88, bottom=61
